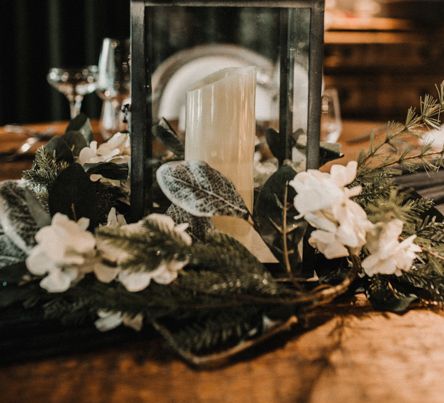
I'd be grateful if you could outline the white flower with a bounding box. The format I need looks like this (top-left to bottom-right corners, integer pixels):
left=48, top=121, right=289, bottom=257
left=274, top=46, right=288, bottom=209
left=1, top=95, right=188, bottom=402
left=96, top=214, right=191, bottom=292
left=290, top=161, right=373, bottom=259
left=308, top=200, right=373, bottom=259
left=94, top=310, right=143, bottom=332
left=78, top=132, right=130, bottom=166
left=290, top=161, right=359, bottom=217
left=147, top=213, right=192, bottom=246
left=106, top=207, right=127, bottom=227
left=362, top=219, right=422, bottom=277
left=290, top=169, right=344, bottom=216
left=26, top=214, right=96, bottom=292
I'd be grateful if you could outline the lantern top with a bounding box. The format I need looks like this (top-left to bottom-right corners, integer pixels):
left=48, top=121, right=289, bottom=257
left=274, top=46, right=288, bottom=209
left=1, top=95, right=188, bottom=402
left=135, top=0, right=323, bottom=7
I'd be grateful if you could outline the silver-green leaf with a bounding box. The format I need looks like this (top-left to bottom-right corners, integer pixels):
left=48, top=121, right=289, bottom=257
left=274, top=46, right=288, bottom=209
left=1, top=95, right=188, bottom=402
left=156, top=160, right=249, bottom=218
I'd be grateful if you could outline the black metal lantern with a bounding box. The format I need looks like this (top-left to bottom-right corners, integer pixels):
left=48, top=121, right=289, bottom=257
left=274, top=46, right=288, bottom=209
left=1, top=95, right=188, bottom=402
left=130, top=0, right=325, bottom=221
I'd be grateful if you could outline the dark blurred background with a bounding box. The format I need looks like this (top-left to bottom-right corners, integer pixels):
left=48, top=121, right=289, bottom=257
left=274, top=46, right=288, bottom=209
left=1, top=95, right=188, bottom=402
left=0, top=0, right=129, bottom=124
left=2, top=0, right=444, bottom=125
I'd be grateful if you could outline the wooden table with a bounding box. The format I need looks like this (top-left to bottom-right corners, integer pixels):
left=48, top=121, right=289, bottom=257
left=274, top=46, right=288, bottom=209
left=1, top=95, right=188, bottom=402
left=1, top=120, right=444, bottom=403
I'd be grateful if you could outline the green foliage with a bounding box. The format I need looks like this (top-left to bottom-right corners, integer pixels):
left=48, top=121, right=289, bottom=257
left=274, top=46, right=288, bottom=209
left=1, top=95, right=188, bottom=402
left=166, top=203, right=213, bottom=241
left=22, top=148, right=70, bottom=206
left=152, top=118, right=185, bottom=158
left=154, top=306, right=264, bottom=355
left=96, top=215, right=191, bottom=273
left=366, top=275, right=417, bottom=312
left=254, top=165, right=306, bottom=274
left=48, top=163, right=98, bottom=228
left=156, top=160, right=249, bottom=219
left=65, top=113, right=93, bottom=144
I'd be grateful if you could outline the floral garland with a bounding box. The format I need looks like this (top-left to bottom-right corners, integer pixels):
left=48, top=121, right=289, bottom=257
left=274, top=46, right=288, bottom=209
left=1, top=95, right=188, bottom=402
left=1, top=87, right=444, bottom=366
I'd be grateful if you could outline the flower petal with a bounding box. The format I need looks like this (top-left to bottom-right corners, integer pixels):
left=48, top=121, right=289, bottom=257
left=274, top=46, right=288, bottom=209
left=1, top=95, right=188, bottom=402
left=118, top=270, right=152, bottom=292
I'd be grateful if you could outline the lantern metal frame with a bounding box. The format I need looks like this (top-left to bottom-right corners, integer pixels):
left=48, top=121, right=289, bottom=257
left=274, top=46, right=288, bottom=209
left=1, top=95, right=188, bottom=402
left=129, top=0, right=325, bottom=221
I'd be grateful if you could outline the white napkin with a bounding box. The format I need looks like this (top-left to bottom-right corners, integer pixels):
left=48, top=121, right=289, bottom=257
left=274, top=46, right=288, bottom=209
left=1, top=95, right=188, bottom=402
left=421, top=126, right=444, bottom=150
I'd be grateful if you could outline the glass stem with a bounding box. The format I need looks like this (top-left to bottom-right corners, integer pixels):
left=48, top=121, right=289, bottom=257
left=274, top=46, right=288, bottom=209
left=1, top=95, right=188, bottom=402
left=68, top=94, right=84, bottom=119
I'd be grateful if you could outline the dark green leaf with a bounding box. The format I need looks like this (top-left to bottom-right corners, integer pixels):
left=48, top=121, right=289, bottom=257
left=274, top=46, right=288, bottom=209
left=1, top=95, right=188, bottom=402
left=254, top=165, right=306, bottom=271
left=156, top=160, right=249, bottom=218
left=153, top=307, right=264, bottom=357
left=84, top=162, right=129, bottom=180
left=153, top=118, right=185, bottom=158
left=62, top=131, right=88, bottom=157
left=43, top=137, right=74, bottom=163
left=0, top=285, right=39, bottom=308
left=48, top=163, right=97, bottom=228
left=265, top=128, right=303, bottom=161
left=0, top=262, right=28, bottom=285
left=319, top=142, right=344, bottom=166
left=65, top=113, right=93, bottom=143
left=366, top=275, right=417, bottom=312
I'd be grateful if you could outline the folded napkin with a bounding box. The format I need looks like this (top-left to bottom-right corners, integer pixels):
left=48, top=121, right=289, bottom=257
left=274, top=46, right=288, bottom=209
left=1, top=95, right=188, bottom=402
left=421, top=126, right=444, bottom=150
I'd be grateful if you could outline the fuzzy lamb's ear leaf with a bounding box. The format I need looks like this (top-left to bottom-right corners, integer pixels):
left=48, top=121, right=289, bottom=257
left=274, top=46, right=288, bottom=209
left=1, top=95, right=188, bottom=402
left=48, top=163, right=97, bottom=229
left=0, top=181, right=43, bottom=253
left=265, top=128, right=303, bottom=161
left=152, top=118, right=185, bottom=158
left=65, top=113, right=93, bottom=143
left=156, top=160, right=249, bottom=219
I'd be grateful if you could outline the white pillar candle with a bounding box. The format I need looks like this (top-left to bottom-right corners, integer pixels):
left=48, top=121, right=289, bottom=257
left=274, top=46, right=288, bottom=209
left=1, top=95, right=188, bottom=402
left=185, top=66, right=256, bottom=210
left=185, top=67, right=276, bottom=263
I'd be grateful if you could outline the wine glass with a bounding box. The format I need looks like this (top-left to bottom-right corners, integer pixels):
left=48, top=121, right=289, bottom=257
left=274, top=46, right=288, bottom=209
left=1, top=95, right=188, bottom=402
left=96, top=38, right=130, bottom=138
left=47, top=66, right=98, bottom=119
left=320, top=88, right=342, bottom=143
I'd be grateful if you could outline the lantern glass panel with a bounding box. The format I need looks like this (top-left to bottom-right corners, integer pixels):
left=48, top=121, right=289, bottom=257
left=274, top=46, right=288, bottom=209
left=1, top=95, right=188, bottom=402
left=146, top=6, right=310, bottom=152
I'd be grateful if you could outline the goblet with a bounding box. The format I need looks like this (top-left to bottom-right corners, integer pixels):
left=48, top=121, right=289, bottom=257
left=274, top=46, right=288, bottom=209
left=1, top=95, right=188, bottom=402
left=320, top=88, right=342, bottom=143
left=96, top=38, right=130, bottom=138
left=47, top=66, right=98, bottom=119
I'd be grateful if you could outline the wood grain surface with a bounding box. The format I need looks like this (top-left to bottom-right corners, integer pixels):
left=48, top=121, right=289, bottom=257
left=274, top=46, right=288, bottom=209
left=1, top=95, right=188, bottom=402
left=1, top=120, right=444, bottom=403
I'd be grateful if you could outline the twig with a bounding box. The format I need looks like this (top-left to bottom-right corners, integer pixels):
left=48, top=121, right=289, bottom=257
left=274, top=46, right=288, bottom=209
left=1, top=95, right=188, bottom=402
left=153, top=315, right=299, bottom=368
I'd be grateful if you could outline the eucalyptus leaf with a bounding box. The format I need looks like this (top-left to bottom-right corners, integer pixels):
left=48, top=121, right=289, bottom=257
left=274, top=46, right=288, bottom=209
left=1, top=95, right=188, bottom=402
left=156, top=160, right=249, bottom=218
left=166, top=203, right=213, bottom=241
left=65, top=113, right=93, bottom=143
left=254, top=166, right=306, bottom=272
left=153, top=118, right=185, bottom=158
left=48, top=163, right=97, bottom=228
